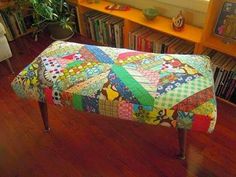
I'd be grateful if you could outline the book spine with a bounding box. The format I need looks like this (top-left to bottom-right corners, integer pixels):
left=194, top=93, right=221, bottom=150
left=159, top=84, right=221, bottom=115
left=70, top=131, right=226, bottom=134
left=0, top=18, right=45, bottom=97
left=84, top=13, right=91, bottom=38
left=119, top=22, right=124, bottom=48
left=215, top=68, right=223, bottom=94
left=94, top=18, right=100, bottom=42
left=114, top=23, right=119, bottom=48
left=110, top=22, right=116, bottom=47
left=7, top=13, right=20, bottom=38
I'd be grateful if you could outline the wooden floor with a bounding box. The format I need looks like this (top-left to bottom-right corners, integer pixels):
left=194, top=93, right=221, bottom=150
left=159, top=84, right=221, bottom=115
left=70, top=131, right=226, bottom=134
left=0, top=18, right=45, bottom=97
left=0, top=34, right=236, bottom=177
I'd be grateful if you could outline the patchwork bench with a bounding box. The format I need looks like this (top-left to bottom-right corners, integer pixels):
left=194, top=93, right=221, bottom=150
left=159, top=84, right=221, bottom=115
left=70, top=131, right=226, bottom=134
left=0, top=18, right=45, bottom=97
left=11, top=41, right=217, bottom=159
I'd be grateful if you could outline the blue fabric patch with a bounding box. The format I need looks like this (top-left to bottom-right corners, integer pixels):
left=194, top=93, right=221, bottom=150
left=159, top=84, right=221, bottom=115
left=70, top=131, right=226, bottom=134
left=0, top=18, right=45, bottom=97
left=108, top=71, right=139, bottom=104
left=83, top=91, right=100, bottom=113
left=156, top=74, right=200, bottom=96
left=85, top=45, right=114, bottom=64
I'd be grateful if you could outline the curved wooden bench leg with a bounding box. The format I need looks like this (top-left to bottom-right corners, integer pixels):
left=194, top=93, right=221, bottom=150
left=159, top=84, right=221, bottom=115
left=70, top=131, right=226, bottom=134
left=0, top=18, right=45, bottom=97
left=38, top=101, right=50, bottom=132
left=177, top=128, right=187, bottom=160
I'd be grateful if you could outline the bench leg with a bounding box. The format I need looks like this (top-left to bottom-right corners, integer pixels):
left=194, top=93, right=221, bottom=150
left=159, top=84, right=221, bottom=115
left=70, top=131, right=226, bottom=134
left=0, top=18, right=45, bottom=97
left=177, top=128, right=187, bottom=160
left=38, top=101, right=50, bottom=132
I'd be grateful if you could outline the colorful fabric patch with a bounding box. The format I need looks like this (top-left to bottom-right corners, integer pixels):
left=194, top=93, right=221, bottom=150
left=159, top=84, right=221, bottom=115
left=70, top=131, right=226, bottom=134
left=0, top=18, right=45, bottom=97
left=112, top=65, right=154, bottom=106
left=173, top=87, right=214, bottom=112
left=61, top=92, right=73, bottom=106
left=192, top=115, right=211, bottom=132
left=99, top=99, right=118, bottom=117
left=118, top=101, right=133, bottom=120
left=85, top=45, right=114, bottom=64
left=157, top=74, right=199, bottom=96
left=101, top=80, right=122, bottom=101
left=133, top=104, right=153, bottom=123
left=108, top=71, right=139, bottom=103
left=136, top=67, right=159, bottom=87
left=72, top=94, right=83, bottom=111
left=117, top=51, right=145, bottom=61
left=78, top=46, right=98, bottom=62
left=124, top=66, right=157, bottom=97
left=155, top=109, right=177, bottom=127
left=154, top=76, right=212, bottom=109
left=177, top=111, right=194, bottom=129
left=40, top=57, right=62, bottom=84
left=44, top=88, right=53, bottom=104
left=83, top=93, right=99, bottom=113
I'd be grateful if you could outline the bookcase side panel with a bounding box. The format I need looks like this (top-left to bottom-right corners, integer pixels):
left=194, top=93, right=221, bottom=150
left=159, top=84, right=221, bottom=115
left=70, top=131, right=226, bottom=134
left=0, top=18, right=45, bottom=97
left=78, top=5, right=90, bottom=36
left=194, top=43, right=204, bottom=54
left=123, top=20, right=140, bottom=48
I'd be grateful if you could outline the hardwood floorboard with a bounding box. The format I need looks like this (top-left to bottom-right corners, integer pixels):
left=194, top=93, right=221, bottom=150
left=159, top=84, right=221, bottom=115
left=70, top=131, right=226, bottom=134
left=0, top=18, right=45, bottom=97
left=0, top=33, right=236, bottom=177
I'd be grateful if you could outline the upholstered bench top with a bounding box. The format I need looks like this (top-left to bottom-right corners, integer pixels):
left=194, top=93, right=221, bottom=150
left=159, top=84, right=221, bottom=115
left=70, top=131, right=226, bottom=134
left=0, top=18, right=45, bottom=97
left=11, top=41, right=217, bottom=133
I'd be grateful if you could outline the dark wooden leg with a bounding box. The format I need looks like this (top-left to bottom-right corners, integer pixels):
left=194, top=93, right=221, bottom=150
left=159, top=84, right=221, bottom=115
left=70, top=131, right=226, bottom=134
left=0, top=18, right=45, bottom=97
left=6, top=59, right=14, bottom=74
left=177, top=128, right=187, bottom=160
left=38, top=101, right=50, bottom=132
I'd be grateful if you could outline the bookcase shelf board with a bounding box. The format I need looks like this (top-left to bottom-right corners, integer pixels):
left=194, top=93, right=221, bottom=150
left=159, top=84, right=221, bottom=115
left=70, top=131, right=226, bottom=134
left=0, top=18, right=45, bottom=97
left=217, top=96, right=236, bottom=108
left=78, top=0, right=203, bottom=43
left=203, top=36, right=236, bottom=58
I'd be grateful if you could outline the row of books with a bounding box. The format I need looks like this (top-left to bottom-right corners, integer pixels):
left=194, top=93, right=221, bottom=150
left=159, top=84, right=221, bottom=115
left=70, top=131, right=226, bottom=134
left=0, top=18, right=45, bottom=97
left=0, top=9, right=33, bottom=41
left=203, top=49, right=236, bottom=103
left=83, top=10, right=124, bottom=48
left=128, top=27, right=194, bottom=54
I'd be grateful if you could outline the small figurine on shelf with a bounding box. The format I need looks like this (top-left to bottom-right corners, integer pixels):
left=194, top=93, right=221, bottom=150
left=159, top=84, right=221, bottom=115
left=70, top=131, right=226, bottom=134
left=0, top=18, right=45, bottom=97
left=172, top=10, right=185, bottom=31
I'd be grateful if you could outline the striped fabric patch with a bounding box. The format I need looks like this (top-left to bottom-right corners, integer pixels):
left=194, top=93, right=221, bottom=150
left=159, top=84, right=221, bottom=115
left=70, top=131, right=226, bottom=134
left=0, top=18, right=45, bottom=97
left=112, top=65, right=154, bottom=106
left=85, top=45, right=114, bottom=64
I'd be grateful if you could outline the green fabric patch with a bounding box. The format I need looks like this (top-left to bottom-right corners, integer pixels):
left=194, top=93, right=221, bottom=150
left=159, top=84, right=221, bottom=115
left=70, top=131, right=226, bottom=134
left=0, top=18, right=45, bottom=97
left=72, top=94, right=83, bottom=111
left=154, top=76, right=212, bottom=109
left=67, top=60, right=83, bottom=69
left=112, top=65, right=154, bottom=106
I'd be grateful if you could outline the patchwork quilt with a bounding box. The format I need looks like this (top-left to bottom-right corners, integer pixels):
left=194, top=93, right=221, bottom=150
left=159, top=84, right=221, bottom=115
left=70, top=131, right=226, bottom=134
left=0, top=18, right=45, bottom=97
left=11, top=41, right=217, bottom=133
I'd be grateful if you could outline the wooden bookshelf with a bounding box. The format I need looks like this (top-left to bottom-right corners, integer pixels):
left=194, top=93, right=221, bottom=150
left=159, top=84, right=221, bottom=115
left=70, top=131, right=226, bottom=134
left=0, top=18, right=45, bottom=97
left=78, top=0, right=203, bottom=44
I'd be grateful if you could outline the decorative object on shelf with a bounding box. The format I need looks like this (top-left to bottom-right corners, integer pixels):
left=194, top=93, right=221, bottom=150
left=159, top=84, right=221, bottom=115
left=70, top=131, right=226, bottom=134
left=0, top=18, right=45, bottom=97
left=142, top=8, right=158, bottom=20
left=14, top=0, right=75, bottom=41
left=172, top=10, right=185, bottom=31
left=214, top=2, right=236, bottom=44
left=105, top=3, right=130, bottom=11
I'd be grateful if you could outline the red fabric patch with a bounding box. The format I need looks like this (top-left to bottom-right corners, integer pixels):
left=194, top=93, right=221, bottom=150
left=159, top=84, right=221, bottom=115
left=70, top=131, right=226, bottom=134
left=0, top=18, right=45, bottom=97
left=118, top=52, right=145, bottom=60
left=192, top=115, right=211, bottom=132
left=44, top=88, right=53, bottom=104
left=172, top=87, right=214, bottom=112
left=63, top=54, right=75, bottom=60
